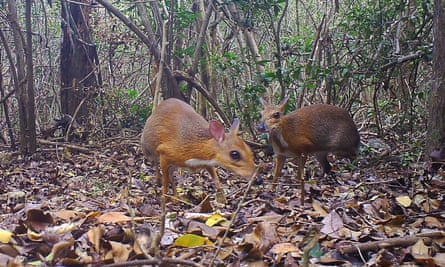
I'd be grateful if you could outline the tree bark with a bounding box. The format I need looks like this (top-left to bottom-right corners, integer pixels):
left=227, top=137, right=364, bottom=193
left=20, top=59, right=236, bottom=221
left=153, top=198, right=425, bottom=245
left=60, top=0, right=101, bottom=124
left=427, top=0, right=445, bottom=155
left=7, top=0, right=37, bottom=155
left=0, top=30, right=17, bottom=149
left=98, top=0, right=184, bottom=101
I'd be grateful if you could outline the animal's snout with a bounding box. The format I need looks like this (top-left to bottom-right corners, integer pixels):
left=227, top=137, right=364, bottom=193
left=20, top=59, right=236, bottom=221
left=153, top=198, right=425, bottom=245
left=257, top=122, right=268, bottom=132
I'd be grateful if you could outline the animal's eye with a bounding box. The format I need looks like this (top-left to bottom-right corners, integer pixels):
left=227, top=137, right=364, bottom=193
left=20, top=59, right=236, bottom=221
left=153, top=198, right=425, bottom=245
left=230, top=150, right=241, bottom=161
left=272, top=112, right=281, bottom=119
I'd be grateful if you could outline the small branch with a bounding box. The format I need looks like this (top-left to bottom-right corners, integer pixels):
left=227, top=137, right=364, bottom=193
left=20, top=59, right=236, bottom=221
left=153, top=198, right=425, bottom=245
left=103, top=257, right=204, bottom=267
left=190, top=2, right=214, bottom=75
left=173, top=70, right=231, bottom=125
left=37, top=139, right=91, bottom=154
left=0, top=88, right=15, bottom=104
left=380, top=52, right=425, bottom=71
left=64, top=95, right=87, bottom=142
left=338, top=231, right=444, bottom=254
left=209, top=166, right=261, bottom=266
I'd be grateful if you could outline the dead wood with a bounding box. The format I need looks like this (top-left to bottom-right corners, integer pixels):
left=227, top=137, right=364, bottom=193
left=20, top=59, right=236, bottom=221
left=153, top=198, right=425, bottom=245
left=338, top=231, right=445, bottom=254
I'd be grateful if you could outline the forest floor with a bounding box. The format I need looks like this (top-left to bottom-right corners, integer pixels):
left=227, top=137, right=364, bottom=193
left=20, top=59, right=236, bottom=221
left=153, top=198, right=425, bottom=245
left=0, top=132, right=444, bottom=267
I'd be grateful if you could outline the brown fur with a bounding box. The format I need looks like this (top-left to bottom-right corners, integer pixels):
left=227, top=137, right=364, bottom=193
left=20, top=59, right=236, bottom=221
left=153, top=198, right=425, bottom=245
left=260, top=97, right=360, bottom=201
left=141, top=98, right=256, bottom=198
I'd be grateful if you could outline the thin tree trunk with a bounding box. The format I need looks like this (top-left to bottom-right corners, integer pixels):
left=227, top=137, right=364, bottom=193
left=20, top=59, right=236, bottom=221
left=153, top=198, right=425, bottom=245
left=24, top=0, right=36, bottom=153
left=7, top=0, right=36, bottom=155
left=0, top=30, right=17, bottom=149
left=427, top=0, right=445, bottom=155
left=99, top=0, right=184, bottom=101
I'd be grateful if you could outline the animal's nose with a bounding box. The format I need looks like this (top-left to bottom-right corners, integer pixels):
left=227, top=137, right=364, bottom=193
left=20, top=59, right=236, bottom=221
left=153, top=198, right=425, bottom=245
left=257, top=122, right=267, bottom=132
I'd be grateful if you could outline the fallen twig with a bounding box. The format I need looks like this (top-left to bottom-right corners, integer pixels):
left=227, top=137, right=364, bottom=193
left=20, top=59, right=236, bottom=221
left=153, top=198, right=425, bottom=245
left=38, top=138, right=92, bottom=154
left=103, top=257, right=204, bottom=267
left=338, top=231, right=445, bottom=254
left=209, top=166, right=262, bottom=266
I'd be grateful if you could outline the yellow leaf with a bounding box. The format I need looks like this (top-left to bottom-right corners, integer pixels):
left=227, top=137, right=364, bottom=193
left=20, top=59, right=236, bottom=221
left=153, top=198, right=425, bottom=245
left=176, top=187, right=185, bottom=193
left=396, top=196, right=412, bottom=207
left=205, top=214, right=227, bottom=227
left=174, top=234, right=214, bottom=248
left=0, top=229, right=13, bottom=243
left=140, top=175, right=153, bottom=182
left=27, top=229, right=42, bottom=242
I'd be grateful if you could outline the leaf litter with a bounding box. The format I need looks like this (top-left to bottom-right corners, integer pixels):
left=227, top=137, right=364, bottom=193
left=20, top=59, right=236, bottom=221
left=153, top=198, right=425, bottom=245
left=0, top=135, right=444, bottom=266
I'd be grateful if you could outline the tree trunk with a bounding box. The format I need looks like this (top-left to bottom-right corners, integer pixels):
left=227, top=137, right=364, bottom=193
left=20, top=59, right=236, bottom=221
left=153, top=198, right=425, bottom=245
left=99, top=0, right=184, bottom=102
left=60, top=0, right=101, bottom=125
left=7, top=0, right=36, bottom=155
left=0, top=29, right=17, bottom=149
left=427, top=0, right=445, bottom=155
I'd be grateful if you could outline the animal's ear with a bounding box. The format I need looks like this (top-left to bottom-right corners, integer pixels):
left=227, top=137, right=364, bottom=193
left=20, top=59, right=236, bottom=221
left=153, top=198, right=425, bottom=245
left=279, top=96, right=289, bottom=109
left=259, top=97, right=269, bottom=107
left=230, top=118, right=240, bottom=135
left=209, top=121, right=225, bottom=143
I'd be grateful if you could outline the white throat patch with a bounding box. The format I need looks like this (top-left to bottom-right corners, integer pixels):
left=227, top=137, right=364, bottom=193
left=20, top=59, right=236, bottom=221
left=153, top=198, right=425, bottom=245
left=185, top=159, right=218, bottom=167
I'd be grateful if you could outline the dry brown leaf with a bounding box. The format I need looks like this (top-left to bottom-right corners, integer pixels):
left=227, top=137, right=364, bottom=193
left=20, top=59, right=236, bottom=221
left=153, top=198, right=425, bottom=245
left=242, top=260, right=269, bottom=267
left=269, top=242, right=301, bottom=256
left=312, top=199, right=328, bottom=217
left=52, top=210, right=82, bottom=221
left=413, top=194, right=426, bottom=207
left=160, top=230, right=179, bottom=246
left=411, top=238, right=430, bottom=256
left=424, top=216, right=442, bottom=228
left=321, top=210, right=344, bottom=238
left=97, top=212, right=131, bottom=224
left=383, top=215, right=406, bottom=236
left=240, top=222, right=279, bottom=260
left=49, top=238, right=75, bottom=262
left=413, top=256, right=437, bottom=266
left=87, top=226, right=104, bottom=253
left=318, top=256, right=349, bottom=265
left=199, top=196, right=213, bottom=213
left=429, top=199, right=442, bottom=210
left=133, top=233, right=151, bottom=257
left=0, top=244, right=20, bottom=258
left=433, top=253, right=445, bottom=266
left=45, top=221, right=82, bottom=235
left=0, top=253, right=13, bottom=267
left=361, top=203, right=380, bottom=219
left=109, top=241, right=133, bottom=263
left=25, top=208, right=54, bottom=232
left=187, top=220, right=220, bottom=239
left=247, top=215, right=283, bottom=224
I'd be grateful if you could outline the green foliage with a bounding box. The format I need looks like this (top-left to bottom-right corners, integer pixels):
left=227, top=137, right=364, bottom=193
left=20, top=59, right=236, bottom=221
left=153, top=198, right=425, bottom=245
left=213, top=52, right=246, bottom=73
left=400, top=150, right=419, bottom=167
left=237, top=84, right=267, bottom=125
left=124, top=89, right=152, bottom=127
left=174, top=6, right=201, bottom=30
